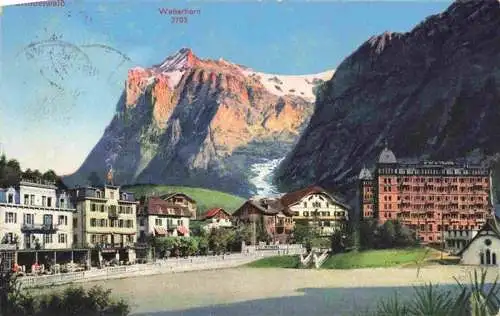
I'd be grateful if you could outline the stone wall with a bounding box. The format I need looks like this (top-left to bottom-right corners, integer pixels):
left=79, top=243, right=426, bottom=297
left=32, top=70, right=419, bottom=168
left=17, top=249, right=305, bottom=288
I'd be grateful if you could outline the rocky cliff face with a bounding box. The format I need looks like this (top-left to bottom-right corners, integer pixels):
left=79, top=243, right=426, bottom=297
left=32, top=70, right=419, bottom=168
left=64, top=48, right=333, bottom=196
left=276, top=0, right=500, bottom=202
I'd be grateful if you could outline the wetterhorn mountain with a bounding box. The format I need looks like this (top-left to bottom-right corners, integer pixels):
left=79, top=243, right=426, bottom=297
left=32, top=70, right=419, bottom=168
left=63, top=48, right=333, bottom=196
left=275, top=0, right=500, bottom=202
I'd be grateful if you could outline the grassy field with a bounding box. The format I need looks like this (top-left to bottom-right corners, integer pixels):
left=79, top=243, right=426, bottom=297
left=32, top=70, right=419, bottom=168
left=123, top=184, right=246, bottom=215
left=322, top=247, right=438, bottom=269
left=246, top=255, right=301, bottom=269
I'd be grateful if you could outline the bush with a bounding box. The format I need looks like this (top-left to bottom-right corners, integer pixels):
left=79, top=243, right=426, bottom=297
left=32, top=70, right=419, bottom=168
left=365, top=268, right=500, bottom=316
left=0, top=271, right=130, bottom=316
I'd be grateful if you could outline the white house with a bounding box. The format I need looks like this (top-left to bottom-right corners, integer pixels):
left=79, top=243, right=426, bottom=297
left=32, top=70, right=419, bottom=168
left=281, top=186, right=350, bottom=236
left=0, top=179, right=76, bottom=250
left=137, top=196, right=191, bottom=240
left=458, top=218, right=500, bottom=266
left=199, top=208, right=233, bottom=232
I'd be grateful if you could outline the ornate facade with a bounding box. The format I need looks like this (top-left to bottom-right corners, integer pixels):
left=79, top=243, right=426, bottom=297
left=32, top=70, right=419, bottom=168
left=359, top=144, right=493, bottom=244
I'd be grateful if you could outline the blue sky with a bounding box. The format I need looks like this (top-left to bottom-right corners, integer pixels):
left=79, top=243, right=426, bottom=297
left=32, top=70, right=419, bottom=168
left=0, top=0, right=451, bottom=175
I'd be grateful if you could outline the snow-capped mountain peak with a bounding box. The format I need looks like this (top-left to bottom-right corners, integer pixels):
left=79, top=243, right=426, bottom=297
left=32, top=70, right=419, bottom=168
left=153, top=47, right=197, bottom=72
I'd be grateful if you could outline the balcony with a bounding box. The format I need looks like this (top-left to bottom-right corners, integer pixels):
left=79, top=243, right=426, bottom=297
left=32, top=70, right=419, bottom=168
left=168, top=223, right=178, bottom=229
left=108, top=209, right=118, bottom=219
left=21, top=223, right=59, bottom=233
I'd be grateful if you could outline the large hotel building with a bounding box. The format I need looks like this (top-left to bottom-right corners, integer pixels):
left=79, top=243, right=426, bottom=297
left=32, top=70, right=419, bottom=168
left=359, top=144, right=493, bottom=244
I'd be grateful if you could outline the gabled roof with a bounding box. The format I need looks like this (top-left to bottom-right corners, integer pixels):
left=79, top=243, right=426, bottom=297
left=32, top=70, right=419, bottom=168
left=233, top=198, right=291, bottom=217
left=160, top=192, right=196, bottom=203
left=203, top=208, right=232, bottom=220
left=457, top=216, right=500, bottom=256
left=280, top=185, right=350, bottom=210
left=142, top=197, right=192, bottom=217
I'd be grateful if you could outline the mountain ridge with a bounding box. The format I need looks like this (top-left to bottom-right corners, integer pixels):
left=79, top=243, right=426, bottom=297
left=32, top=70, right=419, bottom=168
left=275, top=0, right=500, bottom=203
left=64, top=48, right=334, bottom=196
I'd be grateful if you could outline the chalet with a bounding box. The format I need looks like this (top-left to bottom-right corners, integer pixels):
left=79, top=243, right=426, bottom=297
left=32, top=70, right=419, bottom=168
left=282, top=186, right=350, bottom=236
left=199, top=208, right=233, bottom=232
left=458, top=217, right=500, bottom=266
left=233, top=198, right=293, bottom=244
left=137, top=197, right=191, bottom=240
left=159, top=193, right=197, bottom=219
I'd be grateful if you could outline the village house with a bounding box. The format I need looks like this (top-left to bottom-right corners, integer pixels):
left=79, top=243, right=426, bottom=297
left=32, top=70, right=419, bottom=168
left=233, top=197, right=294, bottom=244
left=458, top=217, right=500, bottom=266
left=159, top=193, right=197, bottom=219
left=68, top=173, right=138, bottom=264
left=0, top=178, right=76, bottom=250
left=281, top=186, right=350, bottom=236
left=137, top=196, right=191, bottom=240
left=359, top=142, right=492, bottom=244
left=198, top=208, right=233, bottom=232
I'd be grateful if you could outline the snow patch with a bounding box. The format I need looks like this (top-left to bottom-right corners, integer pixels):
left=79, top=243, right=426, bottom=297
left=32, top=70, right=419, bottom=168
left=248, top=157, right=285, bottom=196
left=164, top=70, right=185, bottom=89
left=155, top=47, right=191, bottom=72
left=241, top=69, right=335, bottom=101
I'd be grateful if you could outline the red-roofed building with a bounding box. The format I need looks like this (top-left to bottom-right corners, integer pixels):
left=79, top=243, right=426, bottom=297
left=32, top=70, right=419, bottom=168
left=137, top=197, right=191, bottom=240
left=199, top=208, right=233, bottom=232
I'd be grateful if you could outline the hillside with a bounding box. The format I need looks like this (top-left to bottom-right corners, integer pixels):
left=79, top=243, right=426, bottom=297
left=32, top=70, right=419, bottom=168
left=122, top=184, right=246, bottom=216
left=276, top=0, right=500, bottom=202
left=63, top=48, right=333, bottom=197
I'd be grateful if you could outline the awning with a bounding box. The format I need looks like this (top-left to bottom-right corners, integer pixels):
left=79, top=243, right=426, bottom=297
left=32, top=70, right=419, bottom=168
left=177, top=226, right=189, bottom=236
left=154, top=226, right=167, bottom=236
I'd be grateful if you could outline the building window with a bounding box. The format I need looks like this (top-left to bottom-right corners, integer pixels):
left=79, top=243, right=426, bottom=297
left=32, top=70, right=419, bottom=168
left=60, top=198, right=65, bottom=207
left=119, top=219, right=124, bottom=228
left=303, top=202, right=307, bottom=208
left=42, top=196, right=46, bottom=206
left=43, top=214, right=53, bottom=225
left=74, top=234, right=78, bottom=243
left=91, top=234, right=97, bottom=244
left=24, top=214, right=33, bottom=225
left=90, top=218, right=96, bottom=227
left=58, top=215, right=67, bottom=226
left=24, top=194, right=29, bottom=205
left=44, top=234, right=53, bottom=244
left=100, top=219, right=106, bottom=227
left=140, top=218, right=145, bottom=226
left=127, top=220, right=133, bottom=228
left=96, top=191, right=101, bottom=198
left=100, top=205, right=105, bottom=212
left=58, top=233, right=66, bottom=244
left=30, top=195, right=35, bottom=205
left=73, top=218, right=77, bottom=228
left=47, top=197, right=52, bottom=207
left=4, top=212, right=16, bottom=224
left=155, top=218, right=162, bottom=225
left=91, top=204, right=96, bottom=212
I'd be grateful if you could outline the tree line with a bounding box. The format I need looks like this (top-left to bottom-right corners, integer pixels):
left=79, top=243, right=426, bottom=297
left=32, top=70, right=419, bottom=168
left=0, top=154, right=66, bottom=189
left=292, top=218, right=419, bottom=255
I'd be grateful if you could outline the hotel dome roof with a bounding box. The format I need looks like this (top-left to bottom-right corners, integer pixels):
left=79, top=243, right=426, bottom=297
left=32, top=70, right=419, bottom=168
left=378, top=147, right=397, bottom=164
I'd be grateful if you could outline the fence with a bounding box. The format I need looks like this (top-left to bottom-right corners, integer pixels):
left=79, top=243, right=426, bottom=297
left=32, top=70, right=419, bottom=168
left=17, top=248, right=305, bottom=288
left=242, top=243, right=305, bottom=254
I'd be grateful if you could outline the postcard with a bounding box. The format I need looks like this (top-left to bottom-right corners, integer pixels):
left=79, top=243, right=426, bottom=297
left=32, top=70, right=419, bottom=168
left=1, top=0, right=500, bottom=315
